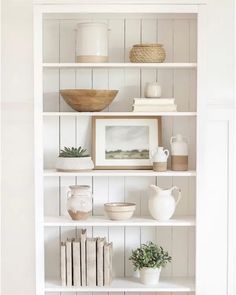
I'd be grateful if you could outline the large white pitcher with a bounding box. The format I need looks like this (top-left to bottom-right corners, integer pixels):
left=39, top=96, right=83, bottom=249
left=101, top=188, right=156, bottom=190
left=148, top=185, right=181, bottom=221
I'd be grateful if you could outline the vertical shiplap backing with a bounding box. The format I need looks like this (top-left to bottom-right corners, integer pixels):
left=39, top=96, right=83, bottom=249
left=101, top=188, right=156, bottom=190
left=43, top=14, right=197, bottom=294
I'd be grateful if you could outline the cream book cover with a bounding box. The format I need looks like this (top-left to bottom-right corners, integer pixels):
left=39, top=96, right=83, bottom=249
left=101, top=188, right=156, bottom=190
left=60, top=242, right=66, bottom=286
left=72, top=240, right=81, bottom=286
left=86, top=238, right=97, bottom=286
left=133, top=98, right=175, bottom=105
left=104, top=242, right=113, bottom=286
left=65, top=239, right=72, bottom=286
left=97, top=238, right=105, bottom=286
left=80, top=229, right=87, bottom=286
left=133, top=104, right=177, bottom=112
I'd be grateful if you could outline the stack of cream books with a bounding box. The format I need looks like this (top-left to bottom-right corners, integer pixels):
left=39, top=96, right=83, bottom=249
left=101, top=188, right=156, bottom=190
left=133, top=98, right=177, bottom=112
left=60, top=229, right=113, bottom=287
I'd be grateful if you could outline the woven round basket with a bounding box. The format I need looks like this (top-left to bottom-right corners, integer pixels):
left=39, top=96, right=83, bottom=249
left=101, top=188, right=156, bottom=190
left=129, top=43, right=166, bottom=63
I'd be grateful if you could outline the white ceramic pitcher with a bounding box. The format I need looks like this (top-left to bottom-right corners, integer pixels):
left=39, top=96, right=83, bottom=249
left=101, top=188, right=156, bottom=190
left=152, top=147, right=169, bottom=172
left=148, top=185, right=181, bottom=221
left=152, top=147, right=169, bottom=162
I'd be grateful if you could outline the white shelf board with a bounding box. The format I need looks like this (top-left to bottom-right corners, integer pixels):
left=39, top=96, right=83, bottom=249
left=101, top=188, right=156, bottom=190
left=44, top=169, right=196, bottom=177
left=43, top=62, right=197, bottom=69
left=44, top=215, right=196, bottom=227
left=43, top=111, right=197, bottom=117
left=45, top=277, right=195, bottom=292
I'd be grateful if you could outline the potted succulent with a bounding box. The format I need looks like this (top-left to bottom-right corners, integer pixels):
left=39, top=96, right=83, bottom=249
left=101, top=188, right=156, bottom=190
left=55, top=147, right=94, bottom=171
left=129, top=241, right=171, bottom=285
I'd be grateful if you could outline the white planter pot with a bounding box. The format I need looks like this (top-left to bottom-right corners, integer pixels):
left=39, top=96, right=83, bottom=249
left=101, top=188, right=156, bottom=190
left=55, top=157, right=94, bottom=171
left=139, top=267, right=161, bottom=285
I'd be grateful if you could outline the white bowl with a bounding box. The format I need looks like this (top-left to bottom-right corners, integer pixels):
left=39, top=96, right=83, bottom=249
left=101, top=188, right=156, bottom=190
left=55, top=157, right=94, bottom=171
left=104, top=202, right=136, bottom=220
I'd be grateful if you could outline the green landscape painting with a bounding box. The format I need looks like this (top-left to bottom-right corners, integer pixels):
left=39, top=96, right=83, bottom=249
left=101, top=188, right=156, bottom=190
left=105, top=125, right=150, bottom=160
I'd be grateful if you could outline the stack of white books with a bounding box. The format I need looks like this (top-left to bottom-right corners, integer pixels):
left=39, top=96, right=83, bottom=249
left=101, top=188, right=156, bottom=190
left=61, top=229, right=113, bottom=287
left=133, top=98, right=177, bottom=112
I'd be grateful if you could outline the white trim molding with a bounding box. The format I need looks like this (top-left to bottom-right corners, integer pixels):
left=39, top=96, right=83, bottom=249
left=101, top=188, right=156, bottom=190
left=206, top=107, right=235, bottom=295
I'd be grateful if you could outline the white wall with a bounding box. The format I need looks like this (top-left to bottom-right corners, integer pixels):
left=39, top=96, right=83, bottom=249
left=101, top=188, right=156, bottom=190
left=1, top=1, right=234, bottom=295
left=1, top=0, right=35, bottom=294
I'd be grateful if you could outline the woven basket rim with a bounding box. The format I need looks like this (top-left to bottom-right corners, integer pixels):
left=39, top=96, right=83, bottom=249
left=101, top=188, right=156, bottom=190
left=133, top=43, right=163, bottom=48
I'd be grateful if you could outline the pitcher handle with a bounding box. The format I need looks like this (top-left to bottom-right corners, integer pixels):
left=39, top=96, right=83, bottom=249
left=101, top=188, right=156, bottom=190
left=164, top=149, right=170, bottom=158
left=170, top=136, right=176, bottom=144
left=171, top=186, right=182, bottom=206
left=67, top=191, right=71, bottom=199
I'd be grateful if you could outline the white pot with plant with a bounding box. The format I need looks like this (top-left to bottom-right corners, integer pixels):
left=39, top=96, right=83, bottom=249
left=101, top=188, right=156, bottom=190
left=55, top=147, right=94, bottom=171
left=129, top=241, right=172, bottom=285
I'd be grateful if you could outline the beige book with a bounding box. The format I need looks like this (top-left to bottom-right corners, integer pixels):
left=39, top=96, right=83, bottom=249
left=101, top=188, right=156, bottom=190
left=133, top=104, right=177, bottom=112
left=65, top=239, right=72, bottom=286
left=97, top=238, right=105, bottom=286
left=60, top=242, right=66, bottom=286
left=109, top=243, right=113, bottom=284
left=80, top=229, right=87, bottom=286
left=104, top=242, right=113, bottom=286
left=133, top=98, right=175, bottom=105
left=86, top=238, right=97, bottom=286
left=72, top=240, right=81, bottom=286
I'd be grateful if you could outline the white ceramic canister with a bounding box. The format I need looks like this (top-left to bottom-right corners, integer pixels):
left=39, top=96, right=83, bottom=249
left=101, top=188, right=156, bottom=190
left=152, top=147, right=169, bottom=172
left=76, top=22, right=108, bottom=63
left=145, top=82, right=162, bottom=98
left=170, top=134, right=188, bottom=171
left=67, top=185, right=93, bottom=220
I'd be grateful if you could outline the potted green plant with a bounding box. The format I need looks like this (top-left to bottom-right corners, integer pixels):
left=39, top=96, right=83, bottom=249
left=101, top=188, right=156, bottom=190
left=55, top=147, right=94, bottom=171
left=129, top=241, right=171, bottom=285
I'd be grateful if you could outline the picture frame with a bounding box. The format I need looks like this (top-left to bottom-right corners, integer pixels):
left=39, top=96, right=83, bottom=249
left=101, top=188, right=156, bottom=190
left=92, top=116, right=162, bottom=169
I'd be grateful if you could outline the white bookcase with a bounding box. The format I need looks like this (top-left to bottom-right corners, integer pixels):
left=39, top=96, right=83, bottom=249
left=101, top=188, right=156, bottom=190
left=34, top=2, right=207, bottom=295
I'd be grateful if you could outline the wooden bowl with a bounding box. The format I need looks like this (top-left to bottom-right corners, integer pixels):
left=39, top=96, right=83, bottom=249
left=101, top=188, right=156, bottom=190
left=60, top=89, right=118, bottom=112
left=104, top=202, right=136, bottom=220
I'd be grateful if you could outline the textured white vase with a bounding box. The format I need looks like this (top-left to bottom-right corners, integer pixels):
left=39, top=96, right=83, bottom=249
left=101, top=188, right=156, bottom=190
left=139, top=267, right=161, bottom=285
left=55, top=157, right=94, bottom=171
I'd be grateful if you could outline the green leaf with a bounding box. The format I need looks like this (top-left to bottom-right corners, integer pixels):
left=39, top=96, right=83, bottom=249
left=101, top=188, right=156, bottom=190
left=129, top=241, right=172, bottom=270
left=59, top=146, right=90, bottom=158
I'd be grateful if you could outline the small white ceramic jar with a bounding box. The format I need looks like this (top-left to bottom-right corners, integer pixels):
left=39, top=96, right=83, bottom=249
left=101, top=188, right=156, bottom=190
left=76, top=22, right=108, bottom=63
left=145, top=82, right=162, bottom=98
left=67, top=185, right=93, bottom=220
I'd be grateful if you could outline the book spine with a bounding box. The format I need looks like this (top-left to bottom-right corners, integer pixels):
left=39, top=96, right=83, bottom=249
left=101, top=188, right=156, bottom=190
left=66, top=240, right=72, bottom=286
left=104, top=242, right=113, bottom=286
left=80, top=229, right=87, bottom=286
left=134, top=98, right=175, bottom=105
left=133, top=105, right=177, bottom=112
left=97, top=238, right=105, bottom=287
left=72, top=241, right=81, bottom=286
left=109, top=243, right=113, bottom=285
left=60, top=242, right=66, bottom=286
left=86, top=238, right=97, bottom=286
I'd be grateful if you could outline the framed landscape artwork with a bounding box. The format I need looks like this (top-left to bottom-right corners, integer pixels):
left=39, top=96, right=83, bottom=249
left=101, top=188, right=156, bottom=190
left=92, top=116, right=162, bottom=169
